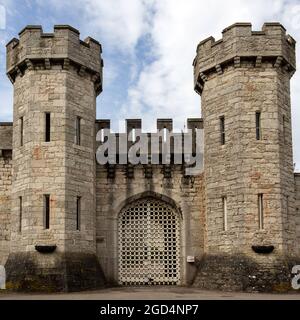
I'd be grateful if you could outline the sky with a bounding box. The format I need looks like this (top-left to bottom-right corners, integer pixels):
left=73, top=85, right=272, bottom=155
left=0, top=0, right=299, bottom=171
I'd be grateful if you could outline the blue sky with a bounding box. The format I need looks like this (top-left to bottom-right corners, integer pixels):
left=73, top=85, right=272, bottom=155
left=0, top=0, right=300, bottom=171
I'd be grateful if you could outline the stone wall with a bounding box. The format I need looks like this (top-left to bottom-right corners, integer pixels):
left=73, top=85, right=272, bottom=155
left=200, top=63, right=295, bottom=254
left=0, top=123, right=12, bottom=150
left=0, top=150, right=12, bottom=265
left=194, top=23, right=297, bottom=256
left=1, top=22, right=299, bottom=292
left=95, top=164, right=205, bottom=285
left=4, top=25, right=105, bottom=291
left=6, top=25, right=102, bottom=91
left=6, top=25, right=102, bottom=255
left=192, top=22, right=298, bottom=292
left=295, top=173, right=300, bottom=255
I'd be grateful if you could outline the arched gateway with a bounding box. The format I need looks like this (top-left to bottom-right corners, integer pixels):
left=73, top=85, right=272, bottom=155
left=118, top=197, right=181, bottom=285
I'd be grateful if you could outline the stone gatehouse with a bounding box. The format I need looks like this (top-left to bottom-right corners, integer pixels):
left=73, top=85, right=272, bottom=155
left=0, top=22, right=300, bottom=292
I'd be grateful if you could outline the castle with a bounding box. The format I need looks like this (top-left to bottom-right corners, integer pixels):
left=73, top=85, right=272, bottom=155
left=0, top=22, right=300, bottom=292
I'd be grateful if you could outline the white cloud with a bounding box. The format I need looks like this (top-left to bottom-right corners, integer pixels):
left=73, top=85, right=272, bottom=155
left=121, top=0, right=286, bottom=129
left=114, top=0, right=300, bottom=169
left=50, top=0, right=154, bottom=54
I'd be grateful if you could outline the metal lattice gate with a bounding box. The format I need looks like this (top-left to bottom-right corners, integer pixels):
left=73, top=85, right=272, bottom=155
left=118, top=198, right=181, bottom=286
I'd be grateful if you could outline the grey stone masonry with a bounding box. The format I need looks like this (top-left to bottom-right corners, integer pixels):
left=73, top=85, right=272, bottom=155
left=1, top=22, right=300, bottom=292
left=295, top=173, right=300, bottom=256
left=0, top=150, right=12, bottom=265
left=94, top=119, right=205, bottom=285
left=4, top=25, right=105, bottom=291
left=193, top=22, right=299, bottom=291
left=96, top=165, right=205, bottom=285
left=0, top=123, right=13, bottom=265
left=7, top=25, right=102, bottom=94
left=194, top=23, right=296, bottom=94
left=0, top=123, right=13, bottom=150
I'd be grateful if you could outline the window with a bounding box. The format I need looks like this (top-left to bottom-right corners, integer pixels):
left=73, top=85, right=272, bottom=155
left=75, top=116, right=81, bottom=145
left=19, top=197, right=22, bottom=233
left=20, top=117, right=24, bottom=146
left=45, top=113, right=51, bottom=142
left=222, top=196, right=228, bottom=231
left=220, top=116, right=225, bottom=145
left=282, top=115, right=286, bottom=143
left=256, top=111, right=261, bottom=140
left=258, top=194, right=264, bottom=230
left=44, top=195, right=50, bottom=229
left=76, top=196, right=81, bottom=231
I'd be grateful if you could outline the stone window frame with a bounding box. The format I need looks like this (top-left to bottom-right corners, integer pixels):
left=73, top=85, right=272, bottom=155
left=222, top=196, right=228, bottom=232
left=19, top=196, right=22, bottom=233
left=45, top=112, right=51, bottom=142
left=75, top=116, right=81, bottom=146
left=219, top=115, right=225, bottom=145
left=76, top=196, right=81, bottom=231
left=44, top=194, right=50, bottom=229
left=20, top=116, right=24, bottom=146
left=258, top=193, right=264, bottom=230
left=255, top=111, right=262, bottom=141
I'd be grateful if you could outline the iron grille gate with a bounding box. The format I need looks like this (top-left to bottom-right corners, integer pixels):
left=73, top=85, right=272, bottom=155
left=118, top=198, right=181, bottom=285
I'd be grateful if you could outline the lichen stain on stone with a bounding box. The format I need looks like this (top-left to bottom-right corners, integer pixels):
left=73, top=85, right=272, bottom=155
left=250, top=171, right=262, bottom=181
left=245, top=83, right=256, bottom=92
left=33, top=146, right=42, bottom=160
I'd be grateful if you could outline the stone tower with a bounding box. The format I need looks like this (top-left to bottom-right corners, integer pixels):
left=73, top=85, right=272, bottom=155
left=5, top=25, right=105, bottom=291
left=193, top=23, right=299, bottom=291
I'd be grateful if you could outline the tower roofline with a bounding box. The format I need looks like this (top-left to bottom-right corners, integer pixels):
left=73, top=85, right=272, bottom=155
left=193, top=22, right=296, bottom=95
left=6, top=25, right=103, bottom=95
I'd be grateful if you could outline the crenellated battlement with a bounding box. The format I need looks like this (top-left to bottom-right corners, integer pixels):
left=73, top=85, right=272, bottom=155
left=95, top=118, right=203, bottom=133
left=193, top=22, right=296, bottom=94
left=6, top=25, right=103, bottom=94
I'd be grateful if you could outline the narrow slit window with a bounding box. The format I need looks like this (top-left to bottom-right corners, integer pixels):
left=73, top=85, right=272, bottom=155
left=220, top=116, right=225, bottom=145
left=258, top=193, right=264, bottom=230
left=282, top=115, right=286, bottom=143
left=44, top=194, right=50, bottom=229
left=45, top=113, right=51, bottom=142
left=76, top=196, right=81, bottom=231
left=20, top=117, right=24, bottom=146
left=19, top=196, right=22, bottom=233
left=75, top=116, right=81, bottom=145
left=222, top=197, right=228, bottom=231
left=256, top=111, right=261, bottom=140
